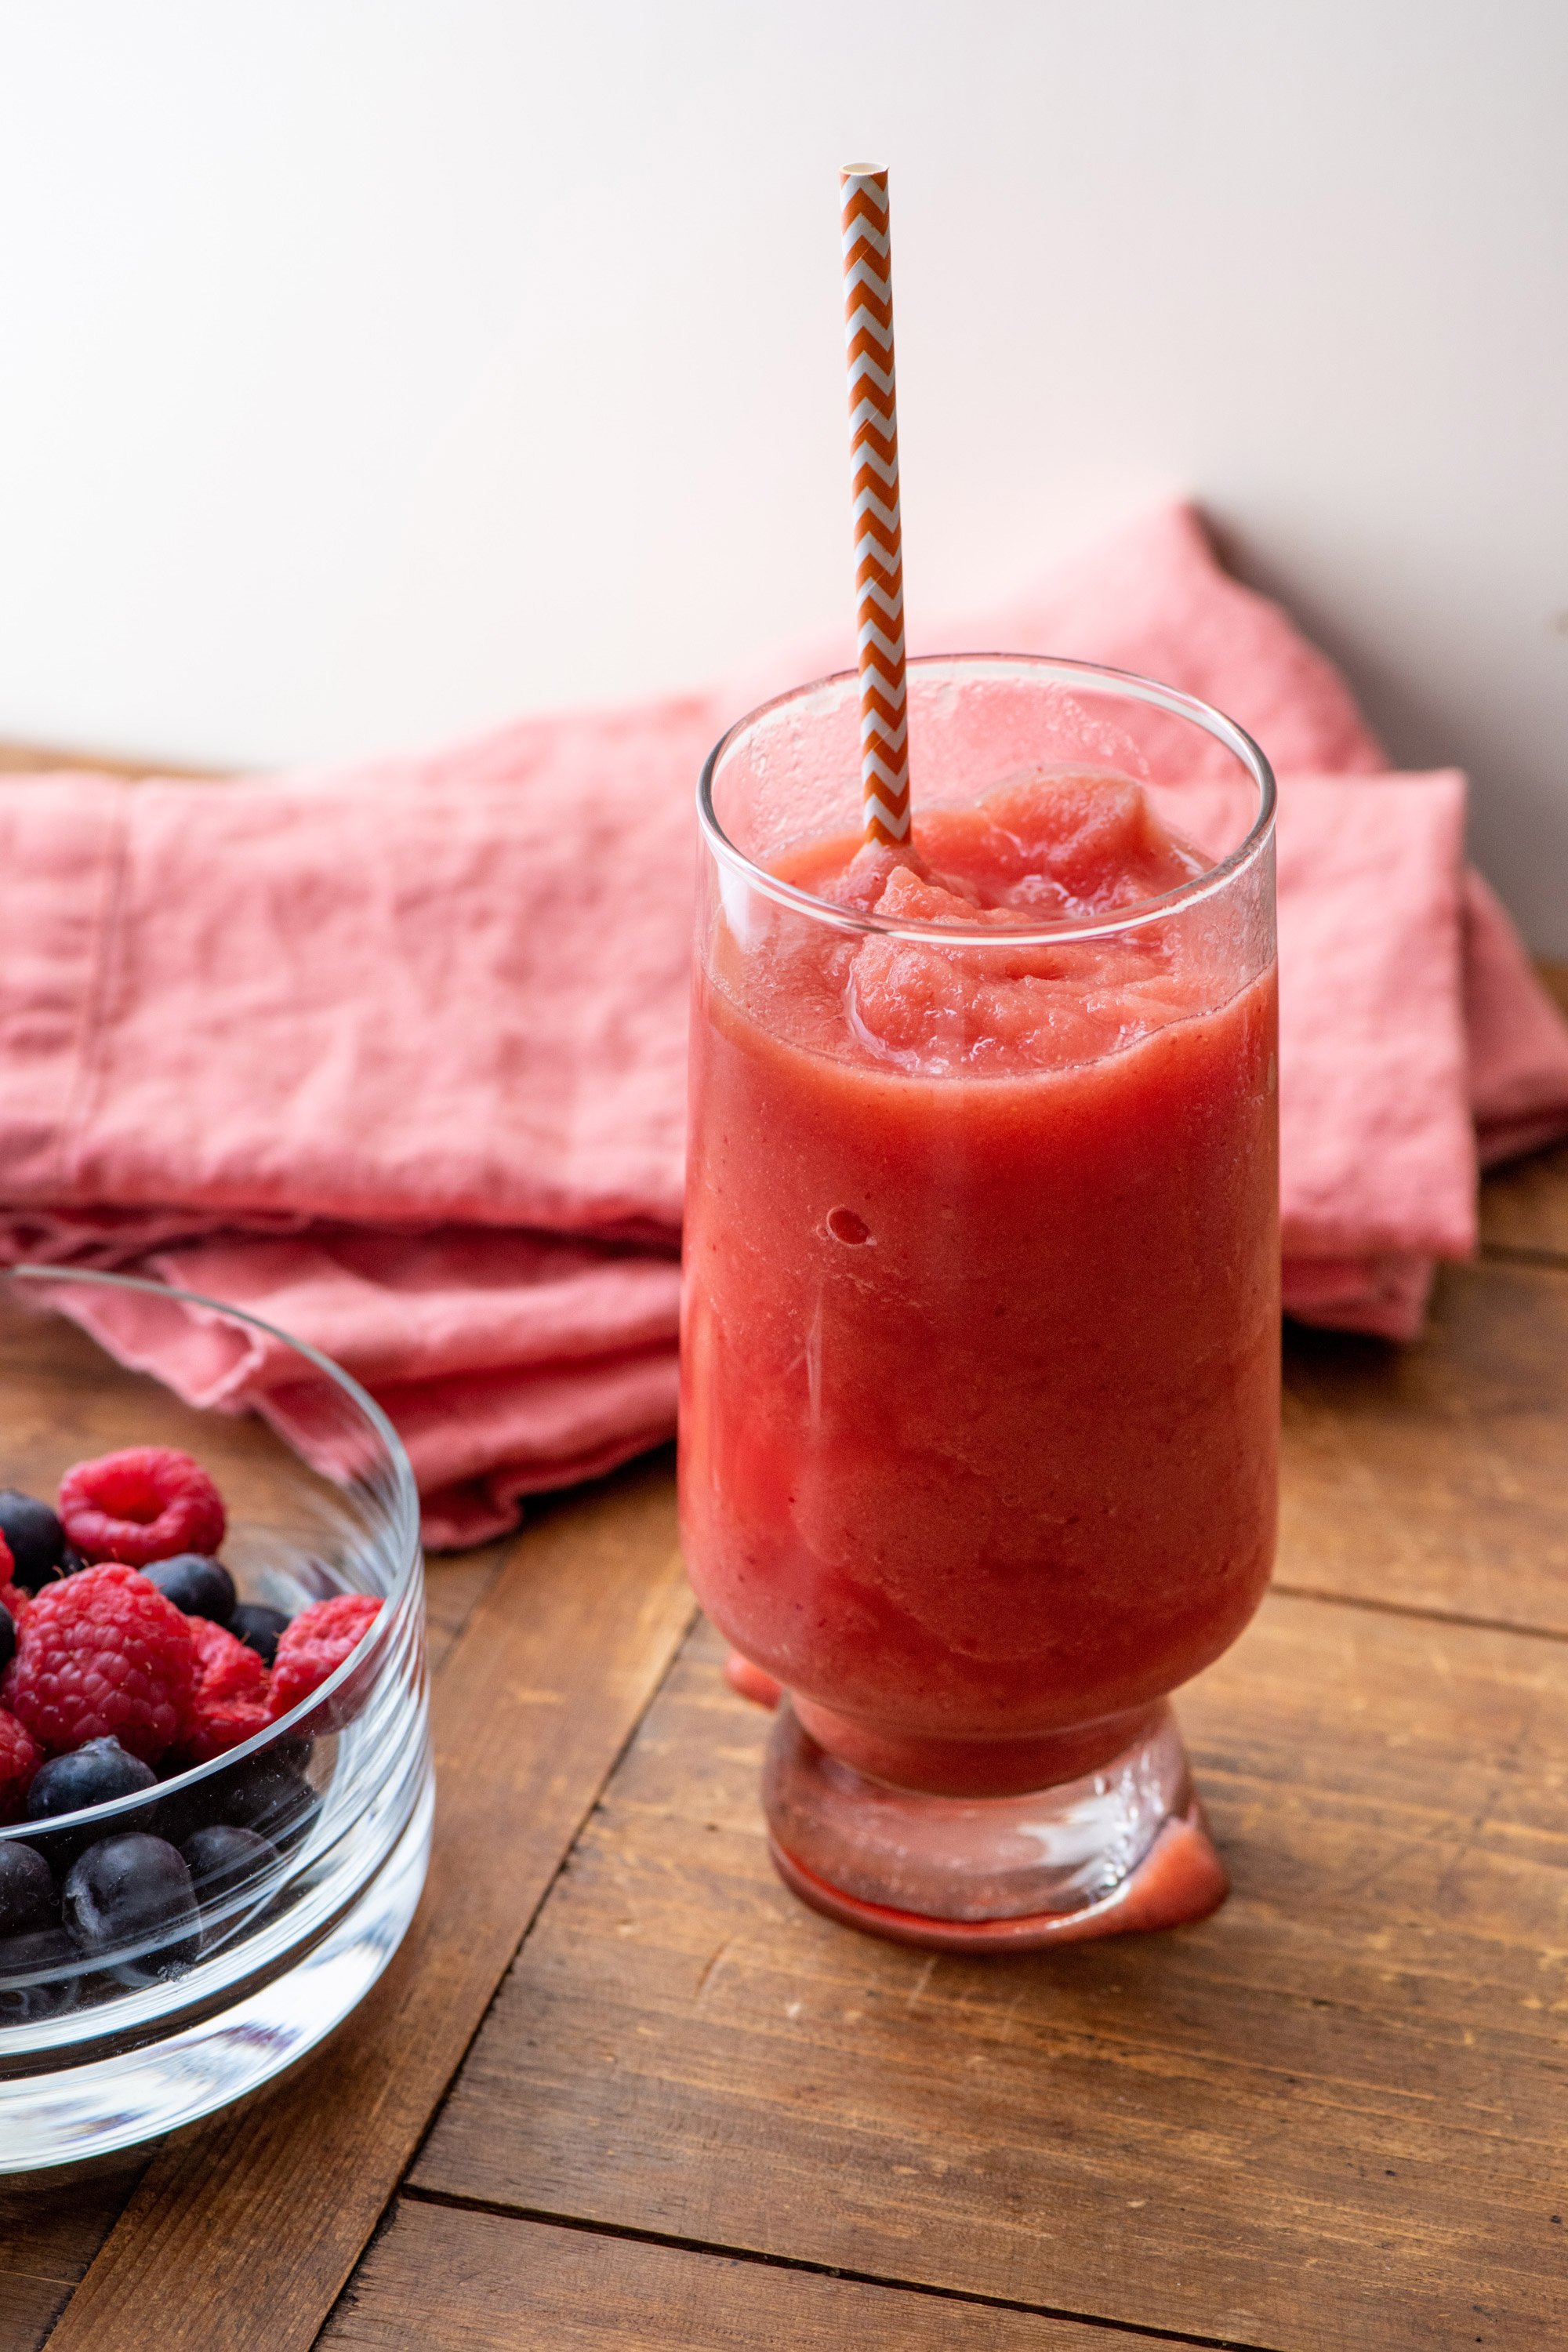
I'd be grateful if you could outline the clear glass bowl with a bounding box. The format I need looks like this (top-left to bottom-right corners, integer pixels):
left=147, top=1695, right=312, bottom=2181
left=0, top=1266, right=430, bottom=2173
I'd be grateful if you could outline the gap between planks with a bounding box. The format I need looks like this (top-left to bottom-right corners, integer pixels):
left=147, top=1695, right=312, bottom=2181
left=1266, top=1576, right=1568, bottom=1647
left=1479, top=1240, right=1568, bottom=1271
left=375, top=2186, right=1276, bottom=2352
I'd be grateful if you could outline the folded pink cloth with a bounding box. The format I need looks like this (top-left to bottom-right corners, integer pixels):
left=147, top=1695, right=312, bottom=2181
left=2, top=503, right=1565, bottom=1543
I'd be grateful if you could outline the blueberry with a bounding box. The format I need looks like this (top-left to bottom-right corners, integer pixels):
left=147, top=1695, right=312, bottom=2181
left=218, top=1754, right=318, bottom=1849
left=229, top=1603, right=289, bottom=1666
left=63, top=1833, right=201, bottom=1981
left=0, top=1489, right=67, bottom=1593
left=143, top=1553, right=236, bottom=1625
left=0, top=1601, right=14, bottom=1676
left=0, top=1841, right=56, bottom=1936
left=149, top=1772, right=220, bottom=1852
left=27, top=1737, right=158, bottom=1822
left=155, top=1737, right=315, bottom=1852
left=181, top=1823, right=278, bottom=1904
left=0, top=1926, right=81, bottom=2020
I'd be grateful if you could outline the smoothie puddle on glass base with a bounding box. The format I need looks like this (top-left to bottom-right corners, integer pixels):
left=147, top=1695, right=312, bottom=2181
left=681, top=658, right=1279, bottom=1951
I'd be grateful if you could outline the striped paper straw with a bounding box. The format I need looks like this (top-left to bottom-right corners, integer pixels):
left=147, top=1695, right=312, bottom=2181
left=840, top=164, right=911, bottom=845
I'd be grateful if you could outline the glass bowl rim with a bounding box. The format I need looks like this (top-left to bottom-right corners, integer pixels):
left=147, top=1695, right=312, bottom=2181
left=698, top=651, right=1278, bottom=947
left=0, top=1263, right=423, bottom=1849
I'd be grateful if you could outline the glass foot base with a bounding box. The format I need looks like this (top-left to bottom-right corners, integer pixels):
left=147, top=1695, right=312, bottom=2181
left=762, top=1696, right=1226, bottom=1953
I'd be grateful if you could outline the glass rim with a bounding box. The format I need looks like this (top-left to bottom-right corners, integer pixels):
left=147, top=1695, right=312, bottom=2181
left=697, top=652, right=1278, bottom=946
left=0, top=1262, right=423, bottom=1846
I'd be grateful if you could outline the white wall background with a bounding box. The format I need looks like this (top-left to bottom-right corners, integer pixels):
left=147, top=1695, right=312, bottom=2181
left=1, top=0, right=1565, bottom=944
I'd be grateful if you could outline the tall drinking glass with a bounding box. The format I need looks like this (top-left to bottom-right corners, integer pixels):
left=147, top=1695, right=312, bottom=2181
left=681, top=656, right=1278, bottom=1950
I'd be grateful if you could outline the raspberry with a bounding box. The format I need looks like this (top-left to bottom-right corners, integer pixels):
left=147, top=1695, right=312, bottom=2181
left=0, top=1708, right=42, bottom=1824
left=2, top=1564, right=195, bottom=1764
left=58, top=1447, right=226, bottom=1569
left=182, top=1618, right=270, bottom=1763
left=269, top=1595, right=381, bottom=1720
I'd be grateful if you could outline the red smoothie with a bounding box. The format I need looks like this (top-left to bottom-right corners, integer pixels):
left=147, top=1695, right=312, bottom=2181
left=680, top=772, right=1279, bottom=1798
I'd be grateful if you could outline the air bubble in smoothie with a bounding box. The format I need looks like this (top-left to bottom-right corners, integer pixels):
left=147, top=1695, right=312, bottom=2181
left=826, top=1208, right=871, bottom=1246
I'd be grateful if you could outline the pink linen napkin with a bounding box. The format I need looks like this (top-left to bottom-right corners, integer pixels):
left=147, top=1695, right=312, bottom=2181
left=2, top=502, right=1565, bottom=1544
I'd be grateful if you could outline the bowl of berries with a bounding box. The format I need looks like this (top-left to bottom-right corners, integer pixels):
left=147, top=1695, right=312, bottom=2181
left=0, top=1265, right=430, bottom=2172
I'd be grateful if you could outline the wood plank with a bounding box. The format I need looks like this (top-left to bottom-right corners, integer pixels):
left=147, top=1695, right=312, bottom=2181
left=318, top=2200, right=1169, bottom=2350
left=1477, top=964, right=1568, bottom=1258
left=1480, top=1147, right=1568, bottom=1261
left=412, top=1605, right=1568, bottom=2352
left=422, top=1541, right=508, bottom=1675
left=1279, top=1257, right=1568, bottom=1634
left=0, top=740, right=216, bottom=780
left=40, top=1455, right=696, bottom=2352
left=0, top=2167, right=144, bottom=2352
left=1533, top=960, right=1568, bottom=1025
left=1530, top=960, right=1568, bottom=1022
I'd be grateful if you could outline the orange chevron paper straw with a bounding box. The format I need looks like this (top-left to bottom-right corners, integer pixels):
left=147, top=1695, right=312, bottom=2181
left=840, top=164, right=911, bottom=845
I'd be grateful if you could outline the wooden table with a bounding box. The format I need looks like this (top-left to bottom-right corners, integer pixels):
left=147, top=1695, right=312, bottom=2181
left=1, top=767, right=1564, bottom=2347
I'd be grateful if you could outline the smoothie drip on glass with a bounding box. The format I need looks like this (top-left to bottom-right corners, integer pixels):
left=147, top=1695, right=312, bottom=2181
left=682, top=761, right=1279, bottom=1803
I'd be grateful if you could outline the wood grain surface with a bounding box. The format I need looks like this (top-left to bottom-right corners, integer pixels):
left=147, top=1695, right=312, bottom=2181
left=0, top=740, right=213, bottom=780
left=319, top=2201, right=1160, bottom=2350
left=411, top=1589, right=1568, bottom=2349
left=1481, top=1144, right=1568, bottom=1261
left=1477, top=964, right=1568, bottom=1258
left=0, top=2169, right=146, bottom=2352
left=1279, top=1258, right=1568, bottom=1634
